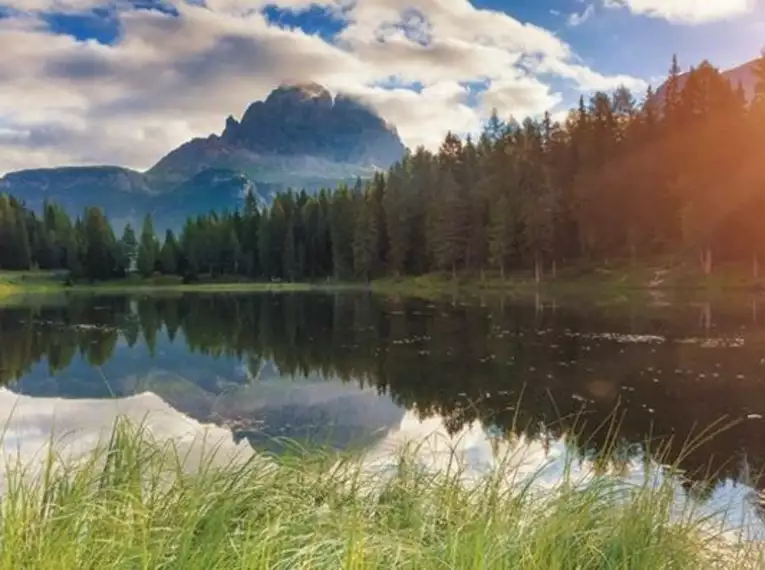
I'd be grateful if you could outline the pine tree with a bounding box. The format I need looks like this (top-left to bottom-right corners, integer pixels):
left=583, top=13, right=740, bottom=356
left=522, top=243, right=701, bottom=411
left=220, top=225, right=241, bottom=275
left=664, top=54, right=683, bottom=125
left=282, top=221, right=296, bottom=281
left=484, top=108, right=506, bottom=142
left=369, top=172, right=388, bottom=270
left=431, top=169, right=468, bottom=278
left=488, top=193, right=513, bottom=279
left=242, top=189, right=261, bottom=277
left=261, top=200, right=287, bottom=280
left=82, top=207, right=116, bottom=280
left=11, top=207, right=32, bottom=270
left=383, top=167, right=409, bottom=276
left=120, top=224, right=137, bottom=272
left=258, top=210, right=273, bottom=279
left=159, top=229, right=179, bottom=275
left=353, top=194, right=380, bottom=281
left=137, top=214, right=158, bottom=277
left=329, top=188, right=354, bottom=279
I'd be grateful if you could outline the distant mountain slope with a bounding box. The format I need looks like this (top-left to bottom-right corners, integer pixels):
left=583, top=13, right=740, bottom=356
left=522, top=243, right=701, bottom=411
left=0, top=83, right=407, bottom=230
left=0, top=166, right=156, bottom=230
left=655, top=58, right=760, bottom=103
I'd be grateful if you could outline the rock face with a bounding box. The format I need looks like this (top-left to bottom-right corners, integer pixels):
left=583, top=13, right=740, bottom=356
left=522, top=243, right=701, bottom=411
left=222, top=83, right=404, bottom=164
left=0, top=83, right=406, bottom=230
left=146, top=82, right=405, bottom=191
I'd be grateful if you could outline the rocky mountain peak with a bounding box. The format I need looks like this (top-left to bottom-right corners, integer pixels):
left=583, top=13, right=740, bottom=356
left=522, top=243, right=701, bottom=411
left=218, top=82, right=405, bottom=165
left=267, top=82, right=333, bottom=106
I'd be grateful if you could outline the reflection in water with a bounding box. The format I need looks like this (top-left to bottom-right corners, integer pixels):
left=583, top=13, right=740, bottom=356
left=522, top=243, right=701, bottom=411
left=3, top=292, right=765, bottom=532
left=0, top=388, right=253, bottom=494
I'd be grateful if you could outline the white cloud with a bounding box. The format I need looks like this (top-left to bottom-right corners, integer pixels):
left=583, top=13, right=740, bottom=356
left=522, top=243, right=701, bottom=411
left=603, top=0, right=755, bottom=24
left=481, top=78, right=563, bottom=119
left=0, top=0, right=104, bottom=9
left=0, top=0, right=647, bottom=173
left=567, top=4, right=596, bottom=26
left=537, top=56, right=647, bottom=92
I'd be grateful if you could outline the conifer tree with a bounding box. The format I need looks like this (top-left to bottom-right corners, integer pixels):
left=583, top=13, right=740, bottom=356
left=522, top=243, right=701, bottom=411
left=82, top=207, right=116, bottom=280
left=137, top=214, right=158, bottom=277
left=488, top=194, right=513, bottom=279
left=353, top=193, right=379, bottom=281
left=120, top=224, right=137, bottom=272
left=159, top=229, right=179, bottom=275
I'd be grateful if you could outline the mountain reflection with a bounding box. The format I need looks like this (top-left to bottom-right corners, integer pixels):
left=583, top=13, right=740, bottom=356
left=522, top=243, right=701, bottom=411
left=2, top=292, right=765, bottom=495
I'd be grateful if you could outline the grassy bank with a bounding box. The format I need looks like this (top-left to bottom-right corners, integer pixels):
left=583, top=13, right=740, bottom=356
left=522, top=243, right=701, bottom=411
left=371, top=261, right=765, bottom=302
left=0, top=272, right=348, bottom=298
left=0, top=270, right=67, bottom=297
left=0, top=421, right=760, bottom=569
left=3, top=259, right=765, bottom=301
left=65, top=277, right=326, bottom=295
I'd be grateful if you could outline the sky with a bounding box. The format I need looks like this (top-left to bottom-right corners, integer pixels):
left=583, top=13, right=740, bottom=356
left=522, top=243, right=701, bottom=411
left=0, top=0, right=764, bottom=174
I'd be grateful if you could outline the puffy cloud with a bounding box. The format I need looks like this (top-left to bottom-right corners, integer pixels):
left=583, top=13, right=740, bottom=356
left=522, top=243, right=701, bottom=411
left=0, top=0, right=647, bottom=173
left=0, top=0, right=104, bottom=9
left=603, top=0, right=755, bottom=24
left=480, top=76, right=563, bottom=120
left=346, top=82, right=485, bottom=151
left=537, top=57, right=647, bottom=92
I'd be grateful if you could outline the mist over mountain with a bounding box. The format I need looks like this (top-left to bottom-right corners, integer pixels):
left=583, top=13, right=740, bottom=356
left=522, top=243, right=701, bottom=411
left=0, top=83, right=406, bottom=230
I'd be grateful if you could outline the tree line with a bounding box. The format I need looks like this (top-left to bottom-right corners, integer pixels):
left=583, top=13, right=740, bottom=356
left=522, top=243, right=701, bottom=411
left=2, top=52, right=765, bottom=280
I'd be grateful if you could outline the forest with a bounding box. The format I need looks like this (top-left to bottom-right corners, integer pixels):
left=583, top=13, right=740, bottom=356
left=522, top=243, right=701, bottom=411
left=1, top=53, right=765, bottom=282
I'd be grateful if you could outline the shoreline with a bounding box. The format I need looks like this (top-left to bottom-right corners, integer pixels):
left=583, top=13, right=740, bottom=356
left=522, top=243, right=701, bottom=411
left=2, top=263, right=765, bottom=301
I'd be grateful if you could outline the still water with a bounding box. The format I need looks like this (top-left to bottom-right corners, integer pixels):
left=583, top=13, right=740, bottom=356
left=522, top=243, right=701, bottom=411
left=2, top=291, right=765, bottom=536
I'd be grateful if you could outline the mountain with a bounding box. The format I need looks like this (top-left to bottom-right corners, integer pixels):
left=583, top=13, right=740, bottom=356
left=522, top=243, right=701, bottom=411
left=0, top=83, right=406, bottom=230
left=0, top=166, right=157, bottom=230
left=717, top=59, right=759, bottom=100
left=655, top=58, right=759, bottom=104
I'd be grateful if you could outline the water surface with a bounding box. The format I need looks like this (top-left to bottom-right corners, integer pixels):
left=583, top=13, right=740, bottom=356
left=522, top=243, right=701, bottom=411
left=3, top=291, right=765, bottom=536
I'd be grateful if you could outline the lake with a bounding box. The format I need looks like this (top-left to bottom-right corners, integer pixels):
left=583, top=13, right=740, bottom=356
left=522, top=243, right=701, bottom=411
left=2, top=290, right=765, bottom=537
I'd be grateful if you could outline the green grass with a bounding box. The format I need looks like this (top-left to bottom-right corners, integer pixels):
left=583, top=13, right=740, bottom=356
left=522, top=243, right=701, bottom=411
left=370, top=260, right=765, bottom=303
left=1, top=420, right=761, bottom=569
left=0, top=270, right=67, bottom=299
left=0, top=271, right=353, bottom=297
left=3, top=258, right=765, bottom=301
left=65, top=276, right=325, bottom=295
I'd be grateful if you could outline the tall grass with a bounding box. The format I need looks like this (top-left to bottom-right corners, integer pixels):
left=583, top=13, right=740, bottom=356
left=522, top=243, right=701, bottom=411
left=0, top=420, right=760, bottom=569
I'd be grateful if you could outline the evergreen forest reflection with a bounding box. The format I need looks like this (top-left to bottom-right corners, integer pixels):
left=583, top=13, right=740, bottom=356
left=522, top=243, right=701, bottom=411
left=3, top=292, right=765, bottom=499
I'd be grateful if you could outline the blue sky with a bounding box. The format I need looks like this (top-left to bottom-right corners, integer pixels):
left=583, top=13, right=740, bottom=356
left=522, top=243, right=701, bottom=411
left=0, top=0, right=763, bottom=173
left=481, top=0, right=764, bottom=79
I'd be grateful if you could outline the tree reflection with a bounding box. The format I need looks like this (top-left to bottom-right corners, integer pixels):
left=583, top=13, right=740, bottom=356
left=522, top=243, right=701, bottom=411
left=2, top=292, right=765, bottom=494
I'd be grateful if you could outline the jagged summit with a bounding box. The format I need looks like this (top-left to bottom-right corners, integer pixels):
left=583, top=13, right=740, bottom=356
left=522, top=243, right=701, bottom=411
left=269, top=81, right=333, bottom=102
left=152, top=82, right=406, bottom=183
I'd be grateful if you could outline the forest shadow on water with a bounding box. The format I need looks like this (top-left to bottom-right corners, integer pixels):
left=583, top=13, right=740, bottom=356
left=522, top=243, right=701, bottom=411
left=3, top=291, right=765, bottom=535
